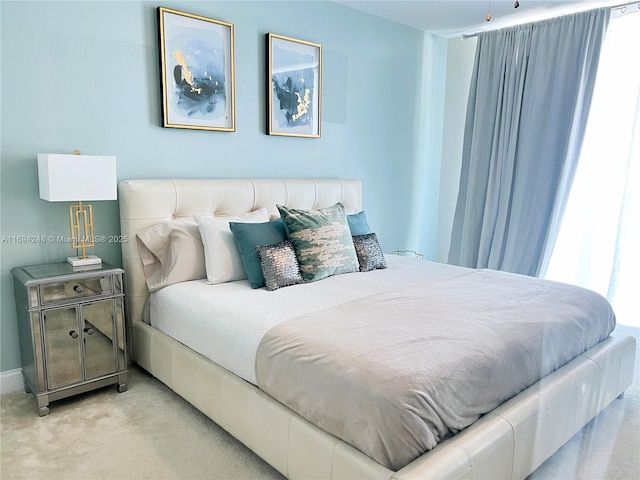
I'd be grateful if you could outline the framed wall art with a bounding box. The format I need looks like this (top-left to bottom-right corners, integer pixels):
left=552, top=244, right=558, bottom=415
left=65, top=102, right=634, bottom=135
left=158, top=7, right=235, bottom=132
left=267, top=33, right=322, bottom=138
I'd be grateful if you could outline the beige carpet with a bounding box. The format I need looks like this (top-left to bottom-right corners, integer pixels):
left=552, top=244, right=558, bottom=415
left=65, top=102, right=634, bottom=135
left=1, top=326, right=638, bottom=480
left=0, top=366, right=284, bottom=480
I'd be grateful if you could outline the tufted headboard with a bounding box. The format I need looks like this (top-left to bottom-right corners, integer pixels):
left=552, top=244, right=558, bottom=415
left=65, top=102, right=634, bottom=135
left=118, top=178, right=362, bottom=333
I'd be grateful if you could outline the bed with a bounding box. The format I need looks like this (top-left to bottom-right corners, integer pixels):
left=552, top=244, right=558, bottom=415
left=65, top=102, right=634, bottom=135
left=119, top=178, right=635, bottom=479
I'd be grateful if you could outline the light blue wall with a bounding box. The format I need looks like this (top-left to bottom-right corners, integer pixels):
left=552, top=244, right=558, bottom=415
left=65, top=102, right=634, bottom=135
left=437, top=36, right=476, bottom=262
left=0, top=0, right=448, bottom=373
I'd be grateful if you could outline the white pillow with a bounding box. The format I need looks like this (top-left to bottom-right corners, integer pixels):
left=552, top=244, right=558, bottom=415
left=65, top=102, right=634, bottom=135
left=136, top=217, right=205, bottom=291
left=195, top=208, right=270, bottom=284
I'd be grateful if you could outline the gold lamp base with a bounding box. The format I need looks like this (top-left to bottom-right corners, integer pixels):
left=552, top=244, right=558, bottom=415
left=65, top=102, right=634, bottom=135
left=68, top=200, right=102, bottom=267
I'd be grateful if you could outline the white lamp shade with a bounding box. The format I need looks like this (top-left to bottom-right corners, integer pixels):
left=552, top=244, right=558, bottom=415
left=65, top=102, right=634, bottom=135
left=38, top=153, right=117, bottom=202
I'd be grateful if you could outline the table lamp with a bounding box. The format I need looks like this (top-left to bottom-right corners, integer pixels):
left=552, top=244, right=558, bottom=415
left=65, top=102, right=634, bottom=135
left=38, top=151, right=117, bottom=267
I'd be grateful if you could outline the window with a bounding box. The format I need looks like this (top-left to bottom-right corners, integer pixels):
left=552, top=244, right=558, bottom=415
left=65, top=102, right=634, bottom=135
left=545, top=10, right=640, bottom=327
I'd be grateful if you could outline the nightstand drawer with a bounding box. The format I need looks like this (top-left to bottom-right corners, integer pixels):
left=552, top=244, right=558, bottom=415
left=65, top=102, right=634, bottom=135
left=39, top=276, right=112, bottom=305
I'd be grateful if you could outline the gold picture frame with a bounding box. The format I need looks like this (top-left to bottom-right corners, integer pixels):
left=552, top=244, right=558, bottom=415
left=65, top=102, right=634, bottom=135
left=158, top=7, right=235, bottom=132
left=267, top=33, right=322, bottom=138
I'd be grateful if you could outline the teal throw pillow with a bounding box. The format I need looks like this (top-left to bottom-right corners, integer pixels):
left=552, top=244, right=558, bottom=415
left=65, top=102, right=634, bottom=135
left=347, top=211, right=372, bottom=235
left=229, top=219, right=287, bottom=288
left=277, top=202, right=359, bottom=282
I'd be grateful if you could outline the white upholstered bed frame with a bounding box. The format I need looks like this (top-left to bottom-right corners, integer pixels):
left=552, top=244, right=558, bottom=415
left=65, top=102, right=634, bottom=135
left=119, top=178, right=636, bottom=480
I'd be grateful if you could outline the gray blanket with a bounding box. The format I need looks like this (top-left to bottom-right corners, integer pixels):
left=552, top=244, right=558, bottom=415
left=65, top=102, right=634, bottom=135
left=255, top=268, right=616, bottom=470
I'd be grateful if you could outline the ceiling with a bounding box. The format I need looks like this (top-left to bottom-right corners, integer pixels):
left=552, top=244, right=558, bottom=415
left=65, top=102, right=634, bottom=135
left=333, top=0, right=622, bottom=38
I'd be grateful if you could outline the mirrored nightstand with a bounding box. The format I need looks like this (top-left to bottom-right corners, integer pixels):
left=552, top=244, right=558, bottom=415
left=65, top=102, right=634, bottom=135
left=11, top=262, right=127, bottom=416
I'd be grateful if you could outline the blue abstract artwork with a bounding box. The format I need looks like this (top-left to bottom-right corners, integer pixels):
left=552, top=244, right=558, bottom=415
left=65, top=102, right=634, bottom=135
left=272, top=53, right=315, bottom=128
left=159, top=8, right=235, bottom=131
left=268, top=35, right=321, bottom=137
left=166, top=27, right=226, bottom=120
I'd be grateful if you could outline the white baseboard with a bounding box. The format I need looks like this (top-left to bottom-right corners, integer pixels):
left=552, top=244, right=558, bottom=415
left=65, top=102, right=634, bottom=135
left=0, top=368, right=24, bottom=395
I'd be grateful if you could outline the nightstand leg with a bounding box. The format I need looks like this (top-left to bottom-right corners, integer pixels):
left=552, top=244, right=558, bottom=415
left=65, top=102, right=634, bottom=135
left=117, top=372, right=128, bottom=393
left=36, top=394, right=50, bottom=417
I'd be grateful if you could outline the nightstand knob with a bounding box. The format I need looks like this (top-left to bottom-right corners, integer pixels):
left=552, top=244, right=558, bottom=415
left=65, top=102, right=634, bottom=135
left=69, top=330, right=78, bottom=339
left=73, top=285, right=83, bottom=293
left=83, top=327, right=94, bottom=335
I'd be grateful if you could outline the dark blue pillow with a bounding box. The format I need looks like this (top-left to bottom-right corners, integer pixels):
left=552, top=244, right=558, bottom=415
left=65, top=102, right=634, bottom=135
left=347, top=211, right=372, bottom=236
left=230, top=219, right=287, bottom=288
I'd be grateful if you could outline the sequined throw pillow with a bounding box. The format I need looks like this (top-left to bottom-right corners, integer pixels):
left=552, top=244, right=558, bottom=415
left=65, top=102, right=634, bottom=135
left=353, top=233, right=387, bottom=272
left=277, top=203, right=359, bottom=282
left=256, top=240, right=303, bottom=291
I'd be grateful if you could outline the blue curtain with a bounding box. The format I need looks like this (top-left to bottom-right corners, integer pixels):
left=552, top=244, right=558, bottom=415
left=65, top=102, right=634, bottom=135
left=448, top=8, right=610, bottom=276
